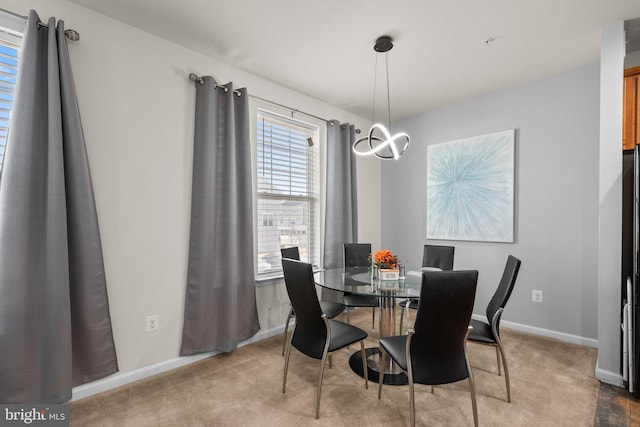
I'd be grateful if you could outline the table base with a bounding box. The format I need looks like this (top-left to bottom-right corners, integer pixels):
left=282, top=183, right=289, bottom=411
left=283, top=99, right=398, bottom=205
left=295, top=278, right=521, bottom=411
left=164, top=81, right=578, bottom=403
left=348, top=347, right=408, bottom=386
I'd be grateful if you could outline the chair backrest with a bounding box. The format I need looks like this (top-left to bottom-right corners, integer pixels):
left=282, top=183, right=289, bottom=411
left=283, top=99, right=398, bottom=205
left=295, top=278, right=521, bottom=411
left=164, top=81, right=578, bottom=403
left=411, top=270, right=478, bottom=385
left=280, top=246, right=300, bottom=261
left=422, top=244, right=455, bottom=270
left=486, top=255, right=521, bottom=335
left=281, top=258, right=327, bottom=359
left=344, top=243, right=372, bottom=268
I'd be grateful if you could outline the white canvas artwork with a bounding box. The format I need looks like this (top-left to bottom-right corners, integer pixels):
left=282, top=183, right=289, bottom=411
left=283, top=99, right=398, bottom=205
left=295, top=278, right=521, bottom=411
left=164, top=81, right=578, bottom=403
left=426, top=129, right=515, bottom=242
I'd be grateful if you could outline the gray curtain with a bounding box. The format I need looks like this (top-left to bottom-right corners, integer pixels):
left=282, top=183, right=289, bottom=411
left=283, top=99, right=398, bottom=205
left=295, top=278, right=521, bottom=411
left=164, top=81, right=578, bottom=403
left=323, top=122, right=358, bottom=269
left=0, top=10, right=118, bottom=403
left=180, top=77, right=260, bottom=355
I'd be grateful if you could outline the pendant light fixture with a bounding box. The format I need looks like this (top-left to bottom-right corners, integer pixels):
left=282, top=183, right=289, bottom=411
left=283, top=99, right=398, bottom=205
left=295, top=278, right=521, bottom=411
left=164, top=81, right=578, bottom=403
left=352, top=35, right=410, bottom=160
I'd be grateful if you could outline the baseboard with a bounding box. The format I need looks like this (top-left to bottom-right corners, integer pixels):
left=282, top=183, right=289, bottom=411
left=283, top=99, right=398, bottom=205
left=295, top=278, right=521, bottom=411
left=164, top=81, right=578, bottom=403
left=71, top=324, right=287, bottom=401
left=75, top=316, right=598, bottom=401
left=471, top=314, right=599, bottom=348
left=595, top=360, right=624, bottom=387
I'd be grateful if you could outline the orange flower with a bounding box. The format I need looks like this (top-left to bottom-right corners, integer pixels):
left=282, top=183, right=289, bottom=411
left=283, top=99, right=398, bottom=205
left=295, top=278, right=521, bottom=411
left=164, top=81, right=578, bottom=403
left=373, top=249, right=398, bottom=269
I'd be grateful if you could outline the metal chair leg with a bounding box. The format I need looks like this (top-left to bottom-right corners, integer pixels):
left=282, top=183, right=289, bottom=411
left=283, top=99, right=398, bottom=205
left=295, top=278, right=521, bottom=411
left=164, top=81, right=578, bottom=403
left=282, top=333, right=294, bottom=393
left=360, top=341, right=368, bottom=389
left=465, top=328, right=479, bottom=427
left=315, top=315, right=332, bottom=419
left=406, top=331, right=416, bottom=427
left=495, top=337, right=511, bottom=402
left=409, top=374, right=416, bottom=427
left=467, top=376, right=479, bottom=427
left=372, top=307, right=375, bottom=329
left=399, top=304, right=405, bottom=333
left=405, top=302, right=411, bottom=333
left=496, top=345, right=502, bottom=376
left=316, top=352, right=328, bottom=419
left=282, top=307, right=294, bottom=356
left=378, top=347, right=386, bottom=399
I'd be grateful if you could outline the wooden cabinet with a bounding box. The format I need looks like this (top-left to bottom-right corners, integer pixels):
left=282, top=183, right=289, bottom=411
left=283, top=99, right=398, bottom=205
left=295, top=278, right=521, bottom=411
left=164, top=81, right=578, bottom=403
left=624, top=66, right=640, bottom=150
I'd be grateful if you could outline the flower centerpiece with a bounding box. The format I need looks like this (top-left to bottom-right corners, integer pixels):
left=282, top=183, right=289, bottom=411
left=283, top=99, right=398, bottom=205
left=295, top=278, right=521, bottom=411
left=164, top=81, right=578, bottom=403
left=371, top=249, right=400, bottom=280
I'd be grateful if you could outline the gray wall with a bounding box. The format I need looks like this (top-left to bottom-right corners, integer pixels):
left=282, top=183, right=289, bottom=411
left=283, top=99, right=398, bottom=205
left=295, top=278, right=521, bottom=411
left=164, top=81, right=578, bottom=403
left=380, top=62, right=600, bottom=341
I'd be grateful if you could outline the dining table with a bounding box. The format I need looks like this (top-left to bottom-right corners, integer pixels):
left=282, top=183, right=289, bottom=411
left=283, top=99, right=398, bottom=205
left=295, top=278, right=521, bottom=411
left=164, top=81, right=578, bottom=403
left=314, top=266, right=438, bottom=385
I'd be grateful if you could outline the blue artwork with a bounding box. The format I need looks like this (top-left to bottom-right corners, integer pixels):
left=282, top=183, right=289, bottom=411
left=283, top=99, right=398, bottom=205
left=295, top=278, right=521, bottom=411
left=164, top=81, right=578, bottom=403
left=426, top=129, right=515, bottom=242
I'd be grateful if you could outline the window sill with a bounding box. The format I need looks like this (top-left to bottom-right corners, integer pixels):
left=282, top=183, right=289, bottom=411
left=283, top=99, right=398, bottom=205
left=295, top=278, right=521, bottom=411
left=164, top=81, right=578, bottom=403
left=255, top=267, right=324, bottom=287
left=255, top=273, right=284, bottom=287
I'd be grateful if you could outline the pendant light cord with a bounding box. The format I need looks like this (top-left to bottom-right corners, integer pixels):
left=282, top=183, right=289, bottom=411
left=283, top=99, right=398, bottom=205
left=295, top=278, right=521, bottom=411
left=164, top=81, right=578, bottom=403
left=371, top=54, right=378, bottom=125
left=385, top=51, right=391, bottom=131
left=371, top=51, right=392, bottom=130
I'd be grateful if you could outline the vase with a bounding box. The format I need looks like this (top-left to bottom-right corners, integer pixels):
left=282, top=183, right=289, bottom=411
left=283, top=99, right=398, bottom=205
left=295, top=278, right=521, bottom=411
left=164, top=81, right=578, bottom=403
left=380, top=268, right=399, bottom=281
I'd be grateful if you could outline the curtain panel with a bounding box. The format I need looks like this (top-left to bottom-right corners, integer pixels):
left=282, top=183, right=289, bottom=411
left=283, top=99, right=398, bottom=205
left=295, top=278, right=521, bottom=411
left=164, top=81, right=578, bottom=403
left=181, top=77, right=260, bottom=355
left=323, top=122, right=358, bottom=269
left=0, top=10, right=117, bottom=403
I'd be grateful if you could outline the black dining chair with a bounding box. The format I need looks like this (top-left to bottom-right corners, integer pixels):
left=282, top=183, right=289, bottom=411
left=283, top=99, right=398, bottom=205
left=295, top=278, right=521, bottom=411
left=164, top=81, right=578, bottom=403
left=280, top=247, right=345, bottom=356
left=342, top=243, right=378, bottom=328
left=281, top=258, right=368, bottom=419
left=280, top=246, right=300, bottom=261
left=467, top=255, right=521, bottom=403
left=378, top=270, right=479, bottom=427
left=399, top=244, right=455, bottom=332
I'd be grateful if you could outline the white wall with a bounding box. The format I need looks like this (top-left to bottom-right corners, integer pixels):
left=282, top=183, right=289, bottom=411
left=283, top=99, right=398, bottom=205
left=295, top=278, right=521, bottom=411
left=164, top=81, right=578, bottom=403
left=597, top=22, right=625, bottom=386
left=381, top=63, right=600, bottom=344
left=0, top=0, right=381, bottom=381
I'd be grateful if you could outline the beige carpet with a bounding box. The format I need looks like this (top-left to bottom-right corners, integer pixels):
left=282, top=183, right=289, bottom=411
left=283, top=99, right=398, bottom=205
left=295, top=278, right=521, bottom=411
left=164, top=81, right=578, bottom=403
left=70, top=310, right=598, bottom=426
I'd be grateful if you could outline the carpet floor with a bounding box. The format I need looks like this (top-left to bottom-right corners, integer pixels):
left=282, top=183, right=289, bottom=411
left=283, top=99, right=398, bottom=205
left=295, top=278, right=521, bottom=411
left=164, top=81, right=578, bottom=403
left=70, top=310, right=599, bottom=426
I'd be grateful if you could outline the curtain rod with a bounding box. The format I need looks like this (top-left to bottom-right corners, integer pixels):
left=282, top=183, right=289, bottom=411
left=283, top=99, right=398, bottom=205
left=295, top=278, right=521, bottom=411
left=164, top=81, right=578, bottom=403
left=0, top=8, right=80, bottom=41
left=188, top=72, right=360, bottom=132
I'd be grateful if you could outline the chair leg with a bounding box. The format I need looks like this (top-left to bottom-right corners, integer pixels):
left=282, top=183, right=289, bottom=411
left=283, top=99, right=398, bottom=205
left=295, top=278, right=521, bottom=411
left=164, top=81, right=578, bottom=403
left=372, top=307, right=375, bottom=329
left=463, top=326, right=479, bottom=426
left=404, top=302, right=412, bottom=333
left=281, top=308, right=294, bottom=356
left=409, top=374, right=416, bottom=427
left=495, top=337, right=511, bottom=402
left=378, top=347, right=386, bottom=399
left=465, top=349, right=479, bottom=426
left=316, top=352, right=328, bottom=419
left=467, top=376, right=479, bottom=427
left=360, top=341, right=368, bottom=389
left=495, top=345, right=502, bottom=376
left=399, top=304, right=405, bottom=333
left=282, top=334, right=294, bottom=393
left=328, top=354, right=332, bottom=369
left=346, top=307, right=351, bottom=324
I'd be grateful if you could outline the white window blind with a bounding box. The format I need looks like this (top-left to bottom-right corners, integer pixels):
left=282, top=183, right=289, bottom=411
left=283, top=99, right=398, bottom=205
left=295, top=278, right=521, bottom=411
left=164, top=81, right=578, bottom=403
left=256, top=109, right=320, bottom=276
left=0, top=24, right=21, bottom=173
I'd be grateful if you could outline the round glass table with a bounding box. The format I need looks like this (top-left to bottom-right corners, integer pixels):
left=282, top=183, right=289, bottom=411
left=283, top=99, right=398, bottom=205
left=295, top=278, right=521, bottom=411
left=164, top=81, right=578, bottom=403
left=314, top=267, right=425, bottom=385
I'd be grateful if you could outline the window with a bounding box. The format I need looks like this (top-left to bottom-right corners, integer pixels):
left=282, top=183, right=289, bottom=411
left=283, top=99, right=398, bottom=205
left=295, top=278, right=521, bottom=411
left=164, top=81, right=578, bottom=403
left=0, top=13, right=22, bottom=173
left=256, top=109, right=320, bottom=276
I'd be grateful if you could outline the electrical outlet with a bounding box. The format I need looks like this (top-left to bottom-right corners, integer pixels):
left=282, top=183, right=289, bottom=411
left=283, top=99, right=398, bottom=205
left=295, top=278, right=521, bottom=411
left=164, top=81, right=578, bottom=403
left=146, top=314, right=160, bottom=332
left=532, top=290, right=543, bottom=303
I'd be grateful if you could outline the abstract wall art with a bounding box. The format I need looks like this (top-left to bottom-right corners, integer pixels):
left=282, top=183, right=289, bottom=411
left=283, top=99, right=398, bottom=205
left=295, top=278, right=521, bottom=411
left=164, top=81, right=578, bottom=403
left=426, top=129, right=515, bottom=242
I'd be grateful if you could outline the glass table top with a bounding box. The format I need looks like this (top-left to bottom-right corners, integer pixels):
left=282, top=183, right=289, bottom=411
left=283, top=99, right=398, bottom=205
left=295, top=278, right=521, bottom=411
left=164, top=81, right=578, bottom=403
left=314, top=267, right=427, bottom=298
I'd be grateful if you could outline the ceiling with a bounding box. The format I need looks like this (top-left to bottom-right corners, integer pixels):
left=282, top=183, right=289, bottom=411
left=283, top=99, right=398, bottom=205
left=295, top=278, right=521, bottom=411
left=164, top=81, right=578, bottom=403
left=70, top=0, right=640, bottom=122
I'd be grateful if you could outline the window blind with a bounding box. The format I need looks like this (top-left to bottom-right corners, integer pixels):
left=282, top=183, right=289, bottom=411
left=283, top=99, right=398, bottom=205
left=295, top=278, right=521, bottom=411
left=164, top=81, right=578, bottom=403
left=256, top=109, right=319, bottom=276
left=0, top=27, right=20, bottom=172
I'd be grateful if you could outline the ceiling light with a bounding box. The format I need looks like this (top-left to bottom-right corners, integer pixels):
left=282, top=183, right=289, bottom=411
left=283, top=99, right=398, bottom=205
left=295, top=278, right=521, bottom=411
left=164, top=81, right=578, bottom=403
left=352, top=35, right=410, bottom=160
